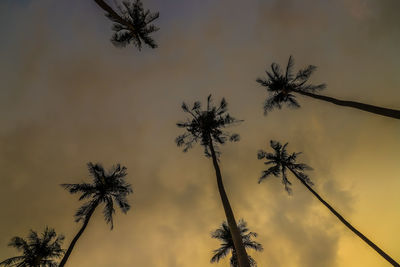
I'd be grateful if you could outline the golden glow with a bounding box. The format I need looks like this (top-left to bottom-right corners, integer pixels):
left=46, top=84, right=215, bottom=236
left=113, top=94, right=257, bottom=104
left=0, top=0, right=399, bottom=266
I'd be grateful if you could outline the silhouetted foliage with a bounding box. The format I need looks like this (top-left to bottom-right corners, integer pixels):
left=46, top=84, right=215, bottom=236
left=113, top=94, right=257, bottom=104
left=0, top=227, right=64, bottom=267
left=256, top=55, right=325, bottom=114
left=257, top=140, right=313, bottom=193
left=257, top=140, right=400, bottom=267
left=256, top=56, right=400, bottom=119
left=58, top=162, right=132, bottom=267
left=211, top=220, right=263, bottom=267
left=176, top=94, right=242, bottom=158
left=62, top=162, right=132, bottom=229
left=94, top=0, right=159, bottom=50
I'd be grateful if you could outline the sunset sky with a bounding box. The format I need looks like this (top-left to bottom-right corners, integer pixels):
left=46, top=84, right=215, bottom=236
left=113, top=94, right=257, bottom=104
left=0, top=0, right=399, bottom=266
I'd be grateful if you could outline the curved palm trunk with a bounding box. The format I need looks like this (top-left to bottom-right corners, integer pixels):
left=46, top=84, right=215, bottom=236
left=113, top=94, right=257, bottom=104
left=93, top=0, right=136, bottom=31
left=59, top=203, right=99, bottom=267
left=208, top=139, right=251, bottom=267
left=289, top=168, right=400, bottom=267
left=294, top=90, right=400, bottom=120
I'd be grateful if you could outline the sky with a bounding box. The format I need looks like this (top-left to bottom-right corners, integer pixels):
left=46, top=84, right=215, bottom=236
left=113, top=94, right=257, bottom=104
left=0, top=0, right=399, bottom=266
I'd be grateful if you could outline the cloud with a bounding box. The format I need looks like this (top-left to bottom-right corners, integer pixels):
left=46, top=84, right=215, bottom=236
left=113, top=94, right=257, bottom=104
left=0, top=1, right=399, bottom=267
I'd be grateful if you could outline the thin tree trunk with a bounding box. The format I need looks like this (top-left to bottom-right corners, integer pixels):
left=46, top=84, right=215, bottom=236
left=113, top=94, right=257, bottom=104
left=294, top=90, right=400, bottom=120
left=289, top=168, right=400, bottom=267
left=208, top=138, right=251, bottom=267
left=58, top=203, right=99, bottom=267
left=93, top=0, right=136, bottom=32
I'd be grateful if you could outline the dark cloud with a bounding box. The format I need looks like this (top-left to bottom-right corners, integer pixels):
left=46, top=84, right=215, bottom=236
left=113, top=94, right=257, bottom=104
left=0, top=0, right=399, bottom=267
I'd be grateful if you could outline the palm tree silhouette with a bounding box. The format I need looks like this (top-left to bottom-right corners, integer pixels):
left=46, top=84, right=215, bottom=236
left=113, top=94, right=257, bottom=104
left=93, top=0, right=159, bottom=50
left=58, top=162, right=133, bottom=267
left=211, top=219, right=263, bottom=267
left=257, top=140, right=400, bottom=267
left=256, top=56, right=400, bottom=120
left=0, top=227, right=64, bottom=267
left=175, top=95, right=251, bottom=267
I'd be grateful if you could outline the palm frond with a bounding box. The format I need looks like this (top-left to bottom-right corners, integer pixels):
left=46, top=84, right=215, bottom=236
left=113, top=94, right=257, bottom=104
left=74, top=199, right=99, bottom=222
left=301, top=83, right=326, bottom=92
left=114, top=194, right=131, bottom=213
left=210, top=245, right=231, bottom=263
left=293, top=170, right=314, bottom=186
left=248, top=255, right=257, bottom=267
left=271, top=63, right=282, bottom=78
left=263, top=94, right=282, bottom=115
left=285, top=55, right=294, bottom=81
left=287, top=94, right=300, bottom=108
left=87, top=162, right=105, bottom=181
left=60, top=183, right=95, bottom=195
left=255, top=77, right=269, bottom=87
left=243, top=238, right=263, bottom=252
left=103, top=196, right=115, bottom=229
left=257, top=150, right=267, bottom=160
left=258, top=165, right=281, bottom=183
left=8, top=237, right=29, bottom=252
left=281, top=167, right=292, bottom=193
left=0, top=256, right=25, bottom=266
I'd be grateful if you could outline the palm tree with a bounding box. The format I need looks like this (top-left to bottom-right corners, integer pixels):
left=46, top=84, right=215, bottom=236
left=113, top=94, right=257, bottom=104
left=175, top=95, right=251, bottom=267
left=211, top=219, right=263, bottom=267
left=256, top=56, right=400, bottom=120
left=93, top=0, right=159, bottom=50
left=257, top=140, right=400, bottom=267
left=58, top=162, right=133, bottom=267
left=0, top=227, right=64, bottom=267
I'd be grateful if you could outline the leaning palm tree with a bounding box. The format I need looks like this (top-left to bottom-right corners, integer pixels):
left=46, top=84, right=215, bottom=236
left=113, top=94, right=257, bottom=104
left=58, top=162, right=133, bottom=267
left=176, top=95, right=251, bottom=267
left=256, top=55, right=400, bottom=120
left=93, top=0, right=159, bottom=50
left=257, top=140, right=400, bottom=267
left=211, top=219, right=263, bottom=267
left=0, top=227, right=64, bottom=267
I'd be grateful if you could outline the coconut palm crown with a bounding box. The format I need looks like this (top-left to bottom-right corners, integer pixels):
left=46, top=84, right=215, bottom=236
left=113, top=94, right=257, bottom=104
left=175, top=94, right=241, bottom=158
left=0, top=227, right=64, bottom=267
left=257, top=140, right=313, bottom=193
left=61, top=162, right=132, bottom=229
left=102, top=0, right=159, bottom=50
left=256, top=55, right=326, bottom=114
left=211, top=220, right=263, bottom=267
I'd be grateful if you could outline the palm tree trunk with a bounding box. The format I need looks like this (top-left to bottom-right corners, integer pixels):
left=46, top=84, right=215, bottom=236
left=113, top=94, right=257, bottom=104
left=208, top=138, right=251, bottom=267
left=288, top=168, right=400, bottom=267
left=58, top=203, right=99, bottom=267
left=93, top=0, right=136, bottom=32
left=294, top=90, right=400, bottom=120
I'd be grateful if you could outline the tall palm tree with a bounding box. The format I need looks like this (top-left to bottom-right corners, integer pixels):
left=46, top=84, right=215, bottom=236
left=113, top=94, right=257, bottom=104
left=58, top=162, right=133, bottom=267
left=175, top=95, right=251, bottom=267
left=0, top=227, right=64, bottom=267
left=211, top=219, right=263, bottom=267
left=93, top=0, right=159, bottom=50
left=256, top=56, right=400, bottom=120
left=257, top=140, right=400, bottom=267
